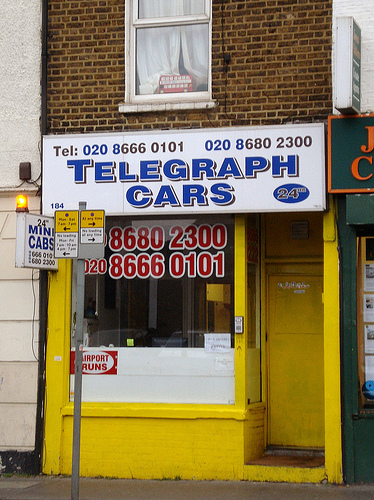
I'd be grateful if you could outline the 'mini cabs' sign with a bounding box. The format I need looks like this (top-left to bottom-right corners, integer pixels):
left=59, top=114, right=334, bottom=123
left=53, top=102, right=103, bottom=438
left=43, top=124, right=326, bottom=216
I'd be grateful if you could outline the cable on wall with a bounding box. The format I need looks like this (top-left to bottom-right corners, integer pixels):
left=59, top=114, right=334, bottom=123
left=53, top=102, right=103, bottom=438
left=221, top=0, right=231, bottom=117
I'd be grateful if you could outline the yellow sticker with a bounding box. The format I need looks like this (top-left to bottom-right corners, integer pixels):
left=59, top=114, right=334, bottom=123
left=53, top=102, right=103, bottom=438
left=55, top=210, right=79, bottom=233
left=80, top=210, right=105, bottom=229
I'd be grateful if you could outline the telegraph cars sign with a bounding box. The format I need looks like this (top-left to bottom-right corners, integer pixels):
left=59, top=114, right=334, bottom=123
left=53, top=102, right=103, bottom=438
left=42, top=125, right=326, bottom=216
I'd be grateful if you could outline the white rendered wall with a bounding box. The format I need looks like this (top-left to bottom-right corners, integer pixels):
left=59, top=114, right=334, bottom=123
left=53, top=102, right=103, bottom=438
left=0, top=1, right=41, bottom=187
left=0, top=0, right=41, bottom=455
left=333, top=1, right=374, bottom=113
left=0, top=195, right=41, bottom=453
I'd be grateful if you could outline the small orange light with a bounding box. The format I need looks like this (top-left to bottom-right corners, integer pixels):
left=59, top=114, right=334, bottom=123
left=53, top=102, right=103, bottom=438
left=16, top=194, right=29, bottom=212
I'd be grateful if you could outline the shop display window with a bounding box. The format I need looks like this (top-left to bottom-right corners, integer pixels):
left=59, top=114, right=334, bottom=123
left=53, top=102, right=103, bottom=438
left=70, top=214, right=235, bottom=404
left=357, top=236, right=374, bottom=408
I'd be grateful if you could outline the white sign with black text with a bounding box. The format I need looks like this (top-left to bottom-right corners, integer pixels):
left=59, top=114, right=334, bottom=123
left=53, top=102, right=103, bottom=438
left=15, top=213, right=58, bottom=270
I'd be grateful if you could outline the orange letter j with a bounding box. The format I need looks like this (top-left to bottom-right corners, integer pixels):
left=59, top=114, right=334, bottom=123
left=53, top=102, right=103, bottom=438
left=361, top=126, right=374, bottom=153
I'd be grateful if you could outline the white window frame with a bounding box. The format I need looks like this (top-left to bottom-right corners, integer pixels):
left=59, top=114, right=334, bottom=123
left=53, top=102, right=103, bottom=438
left=120, top=0, right=216, bottom=114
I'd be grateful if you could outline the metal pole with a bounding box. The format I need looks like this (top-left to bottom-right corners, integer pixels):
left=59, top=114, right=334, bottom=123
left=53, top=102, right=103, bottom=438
left=71, top=202, right=86, bottom=500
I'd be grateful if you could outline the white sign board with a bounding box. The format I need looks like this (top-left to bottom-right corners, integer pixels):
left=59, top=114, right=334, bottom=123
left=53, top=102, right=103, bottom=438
left=55, top=233, right=78, bottom=259
left=15, top=213, right=58, bottom=270
left=79, top=209, right=105, bottom=259
left=42, top=124, right=326, bottom=217
left=334, top=17, right=361, bottom=115
left=54, top=210, right=79, bottom=258
left=81, top=227, right=103, bottom=244
left=204, top=333, right=231, bottom=353
left=70, top=347, right=235, bottom=404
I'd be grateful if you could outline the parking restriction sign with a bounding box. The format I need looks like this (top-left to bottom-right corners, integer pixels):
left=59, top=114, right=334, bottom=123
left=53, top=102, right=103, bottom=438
left=54, top=211, right=79, bottom=258
left=79, top=210, right=105, bottom=259
left=54, top=208, right=105, bottom=259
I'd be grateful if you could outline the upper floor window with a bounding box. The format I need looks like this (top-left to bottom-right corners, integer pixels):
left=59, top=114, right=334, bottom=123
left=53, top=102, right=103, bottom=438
left=124, top=0, right=212, bottom=110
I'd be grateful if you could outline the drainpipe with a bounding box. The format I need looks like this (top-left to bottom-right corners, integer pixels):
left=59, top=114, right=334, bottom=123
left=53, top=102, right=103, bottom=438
left=34, top=0, right=49, bottom=475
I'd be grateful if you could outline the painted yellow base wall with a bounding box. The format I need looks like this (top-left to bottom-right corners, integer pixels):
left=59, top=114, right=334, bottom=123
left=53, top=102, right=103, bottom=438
left=43, top=208, right=342, bottom=484
left=51, top=408, right=325, bottom=482
left=61, top=416, right=245, bottom=480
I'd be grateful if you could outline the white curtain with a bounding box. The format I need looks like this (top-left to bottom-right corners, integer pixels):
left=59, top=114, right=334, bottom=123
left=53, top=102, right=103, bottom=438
left=139, top=0, right=205, bottom=19
left=137, top=0, right=208, bottom=95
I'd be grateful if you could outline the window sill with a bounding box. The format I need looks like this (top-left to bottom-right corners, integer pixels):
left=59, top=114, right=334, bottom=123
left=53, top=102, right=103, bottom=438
left=61, top=402, right=256, bottom=420
left=118, top=99, right=217, bottom=114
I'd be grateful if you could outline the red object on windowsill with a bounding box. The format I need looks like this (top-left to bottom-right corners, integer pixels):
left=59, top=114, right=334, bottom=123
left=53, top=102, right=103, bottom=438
left=159, top=74, right=193, bottom=93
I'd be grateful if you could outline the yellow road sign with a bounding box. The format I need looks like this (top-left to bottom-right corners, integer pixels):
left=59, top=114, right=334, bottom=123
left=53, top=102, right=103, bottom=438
left=80, top=210, right=105, bottom=229
left=55, top=211, right=79, bottom=233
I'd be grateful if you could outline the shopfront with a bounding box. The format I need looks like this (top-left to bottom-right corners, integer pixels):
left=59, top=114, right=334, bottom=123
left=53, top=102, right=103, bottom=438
left=329, top=114, right=374, bottom=483
left=42, top=124, right=342, bottom=483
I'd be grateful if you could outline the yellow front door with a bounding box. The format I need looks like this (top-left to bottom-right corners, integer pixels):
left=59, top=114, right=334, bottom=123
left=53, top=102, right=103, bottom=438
left=267, top=272, right=324, bottom=448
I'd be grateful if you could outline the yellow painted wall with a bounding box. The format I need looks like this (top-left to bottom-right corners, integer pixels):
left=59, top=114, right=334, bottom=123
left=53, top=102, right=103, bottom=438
left=61, top=415, right=245, bottom=479
left=323, top=199, right=343, bottom=484
left=42, top=209, right=342, bottom=483
left=43, top=259, right=72, bottom=475
left=54, top=404, right=265, bottom=480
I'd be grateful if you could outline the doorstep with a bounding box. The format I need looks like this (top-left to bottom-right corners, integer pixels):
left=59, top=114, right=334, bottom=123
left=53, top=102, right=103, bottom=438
left=243, top=447, right=326, bottom=483
left=247, top=446, right=325, bottom=468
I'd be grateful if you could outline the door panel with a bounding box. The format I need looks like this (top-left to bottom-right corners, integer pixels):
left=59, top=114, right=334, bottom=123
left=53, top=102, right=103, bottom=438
left=267, top=274, right=324, bottom=448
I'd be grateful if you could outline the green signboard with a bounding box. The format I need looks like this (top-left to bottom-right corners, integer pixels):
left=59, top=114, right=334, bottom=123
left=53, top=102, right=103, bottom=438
left=328, top=115, right=374, bottom=193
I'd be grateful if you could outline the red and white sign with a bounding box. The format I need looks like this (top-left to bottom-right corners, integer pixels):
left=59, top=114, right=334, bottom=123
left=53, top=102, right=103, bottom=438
left=107, top=223, right=227, bottom=280
left=70, top=350, right=118, bottom=375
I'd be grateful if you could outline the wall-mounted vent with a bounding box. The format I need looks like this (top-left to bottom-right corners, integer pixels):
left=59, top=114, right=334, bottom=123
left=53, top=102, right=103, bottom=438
left=291, top=221, right=309, bottom=240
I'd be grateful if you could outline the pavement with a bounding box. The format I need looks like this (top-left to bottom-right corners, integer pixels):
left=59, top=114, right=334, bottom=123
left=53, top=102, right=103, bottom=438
left=1, top=476, right=374, bottom=500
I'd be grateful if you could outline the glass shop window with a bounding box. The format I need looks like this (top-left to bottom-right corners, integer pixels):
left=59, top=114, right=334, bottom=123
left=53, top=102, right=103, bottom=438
left=357, top=236, right=374, bottom=408
left=70, top=214, right=235, bottom=404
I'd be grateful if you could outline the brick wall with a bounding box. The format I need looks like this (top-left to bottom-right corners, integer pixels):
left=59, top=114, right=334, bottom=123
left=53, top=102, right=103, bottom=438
left=47, top=0, right=332, bottom=134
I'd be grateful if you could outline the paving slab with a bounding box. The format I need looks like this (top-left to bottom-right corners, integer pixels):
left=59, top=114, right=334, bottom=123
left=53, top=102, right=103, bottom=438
left=1, top=476, right=374, bottom=500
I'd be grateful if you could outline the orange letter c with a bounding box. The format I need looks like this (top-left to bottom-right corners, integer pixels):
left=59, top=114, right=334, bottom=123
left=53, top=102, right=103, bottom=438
left=351, top=156, right=373, bottom=181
